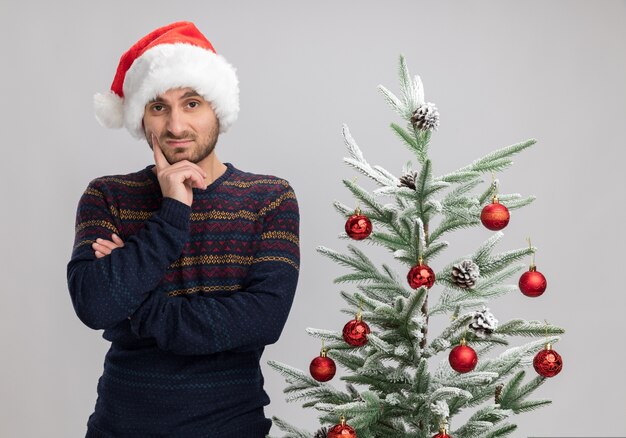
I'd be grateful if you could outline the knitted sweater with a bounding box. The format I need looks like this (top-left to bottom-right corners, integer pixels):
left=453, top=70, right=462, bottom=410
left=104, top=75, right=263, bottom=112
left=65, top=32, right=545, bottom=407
left=67, top=162, right=300, bottom=437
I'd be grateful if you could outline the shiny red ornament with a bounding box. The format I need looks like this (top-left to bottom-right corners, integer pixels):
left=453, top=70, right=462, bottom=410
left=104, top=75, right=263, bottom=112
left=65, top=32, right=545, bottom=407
left=480, top=197, right=510, bottom=231
left=345, top=208, right=372, bottom=240
left=342, top=314, right=370, bottom=347
left=533, top=344, right=563, bottom=377
left=519, top=266, right=547, bottom=297
left=433, top=428, right=452, bottom=438
left=309, top=349, right=336, bottom=382
left=449, top=340, right=478, bottom=373
left=327, top=416, right=357, bottom=438
left=407, top=262, right=436, bottom=289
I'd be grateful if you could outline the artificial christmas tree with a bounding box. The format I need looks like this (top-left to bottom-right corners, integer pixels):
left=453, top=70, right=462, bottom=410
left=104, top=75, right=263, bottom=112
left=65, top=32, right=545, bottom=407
left=267, top=55, right=565, bottom=438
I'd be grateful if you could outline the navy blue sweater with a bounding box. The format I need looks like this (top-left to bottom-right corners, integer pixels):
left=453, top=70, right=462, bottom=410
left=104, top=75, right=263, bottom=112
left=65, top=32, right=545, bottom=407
left=67, top=163, right=300, bottom=437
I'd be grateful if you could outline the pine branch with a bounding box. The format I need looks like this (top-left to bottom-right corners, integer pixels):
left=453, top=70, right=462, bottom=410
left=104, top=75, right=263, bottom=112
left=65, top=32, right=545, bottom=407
left=343, top=178, right=390, bottom=220
left=497, top=194, right=536, bottom=209
left=267, top=360, right=321, bottom=386
left=369, top=230, right=410, bottom=252
left=327, top=349, right=366, bottom=371
left=511, top=399, right=552, bottom=413
left=498, top=370, right=553, bottom=414
left=315, top=391, right=384, bottom=425
left=398, top=287, right=428, bottom=335
left=357, top=278, right=412, bottom=302
left=342, top=124, right=398, bottom=187
left=316, top=245, right=374, bottom=273
left=398, top=54, right=418, bottom=116
left=495, top=320, right=565, bottom=337
left=285, top=386, right=353, bottom=405
left=429, top=386, right=473, bottom=404
left=429, top=216, right=479, bottom=243
left=366, top=333, right=395, bottom=354
left=391, top=122, right=422, bottom=157
left=342, top=290, right=385, bottom=311
left=443, top=178, right=484, bottom=202
left=437, top=139, right=536, bottom=184
left=305, top=328, right=344, bottom=341
left=429, top=287, right=490, bottom=316
left=377, top=84, right=407, bottom=119
left=422, top=240, right=449, bottom=263
left=413, top=358, right=431, bottom=393
left=479, top=247, right=534, bottom=277
left=478, top=423, right=517, bottom=438
left=269, top=416, right=313, bottom=438
left=422, top=313, right=473, bottom=358
left=473, top=231, right=504, bottom=266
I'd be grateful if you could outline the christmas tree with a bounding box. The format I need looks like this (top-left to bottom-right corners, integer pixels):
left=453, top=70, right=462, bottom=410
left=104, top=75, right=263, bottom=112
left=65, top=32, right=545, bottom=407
left=267, top=55, right=565, bottom=438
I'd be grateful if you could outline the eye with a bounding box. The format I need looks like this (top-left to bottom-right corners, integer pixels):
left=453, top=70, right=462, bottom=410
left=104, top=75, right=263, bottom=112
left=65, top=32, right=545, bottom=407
left=151, top=104, right=164, bottom=112
left=187, top=100, right=202, bottom=109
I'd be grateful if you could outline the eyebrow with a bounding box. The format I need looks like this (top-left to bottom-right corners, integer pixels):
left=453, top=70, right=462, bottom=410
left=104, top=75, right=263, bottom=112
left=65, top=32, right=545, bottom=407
left=148, top=90, right=202, bottom=104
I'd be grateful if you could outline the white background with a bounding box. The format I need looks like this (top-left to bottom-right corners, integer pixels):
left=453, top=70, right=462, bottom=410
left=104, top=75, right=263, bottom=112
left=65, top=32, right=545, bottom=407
left=1, top=1, right=625, bottom=436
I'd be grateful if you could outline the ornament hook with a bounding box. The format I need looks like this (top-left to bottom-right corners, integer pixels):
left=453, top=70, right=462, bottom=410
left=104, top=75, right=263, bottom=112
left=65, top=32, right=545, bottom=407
left=350, top=177, right=361, bottom=212
left=491, top=172, right=498, bottom=200
left=527, top=237, right=536, bottom=267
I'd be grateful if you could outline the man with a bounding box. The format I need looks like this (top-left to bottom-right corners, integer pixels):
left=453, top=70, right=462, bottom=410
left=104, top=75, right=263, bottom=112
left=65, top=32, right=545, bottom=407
left=67, top=21, right=300, bottom=437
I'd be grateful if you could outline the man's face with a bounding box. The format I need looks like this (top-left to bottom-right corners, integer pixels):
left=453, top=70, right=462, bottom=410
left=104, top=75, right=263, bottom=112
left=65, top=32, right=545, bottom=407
left=143, top=87, right=219, bottom=164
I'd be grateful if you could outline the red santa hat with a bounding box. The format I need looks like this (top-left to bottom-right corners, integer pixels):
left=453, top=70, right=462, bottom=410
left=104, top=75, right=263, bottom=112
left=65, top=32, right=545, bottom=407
left=94, top=21, right=239, bottom=139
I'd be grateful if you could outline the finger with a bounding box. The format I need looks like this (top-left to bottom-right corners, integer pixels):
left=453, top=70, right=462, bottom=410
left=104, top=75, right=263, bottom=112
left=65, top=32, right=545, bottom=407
left=111, top=233, right=125, bottom=247
left=152, top=134, right=169, bottom=171
left=167, top=159, right=207, bottom=178
left=95, top=250, right=106, bottom=259
left=183, top=167, right=207, bottom=190
left=92, top=242, right=112, bottom=255
left=96, top=238, right=121, bottom=251
left=162, top=165, right=207, bottom=190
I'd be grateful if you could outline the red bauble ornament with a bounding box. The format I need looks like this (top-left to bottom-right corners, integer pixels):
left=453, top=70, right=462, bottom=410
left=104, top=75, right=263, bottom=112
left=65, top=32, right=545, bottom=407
left=449, top=340, right=478, bottom=373
left=407, top=261, right=436, bottom=289
left=309, top=348, right=336, bottom=382
left=345, top=208, right=372, bottom=240
left=519, top=266, right=547, bottom=297
left=480, top=196, right=510, bottom=231
left=433, top=427, right=452, bottom=438
left=342, top=312, right=370, bottom=347
left=533, top=343, right=563, bottom=377
left=327, top=416, right=357, bottom=438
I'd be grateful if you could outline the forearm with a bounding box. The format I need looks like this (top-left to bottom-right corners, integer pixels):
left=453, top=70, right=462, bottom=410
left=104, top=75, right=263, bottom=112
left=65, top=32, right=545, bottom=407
left=67, top=198, right=191, bottom=330
left=129, top=262, right=299, bottom=355
left=128, top=182, right=301, bottom=355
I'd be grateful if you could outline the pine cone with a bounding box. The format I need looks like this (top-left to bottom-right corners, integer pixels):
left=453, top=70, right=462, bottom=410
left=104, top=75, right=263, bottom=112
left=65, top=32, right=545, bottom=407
left=399, top=171, right=418, bottom=190
left=469, top=306, right=498, bottom=338
left=451, top=259, right=480, bottom=289
left=313, top=426, right=328, bottom=438
left=410, top=102, right=440, bottom=131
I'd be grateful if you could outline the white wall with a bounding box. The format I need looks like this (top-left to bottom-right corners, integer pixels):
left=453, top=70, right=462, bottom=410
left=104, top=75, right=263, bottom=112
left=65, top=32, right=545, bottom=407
left=1, top=1, right=624, bottom=436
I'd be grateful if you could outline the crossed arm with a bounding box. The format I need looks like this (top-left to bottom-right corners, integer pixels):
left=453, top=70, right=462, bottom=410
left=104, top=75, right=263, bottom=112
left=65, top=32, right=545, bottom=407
left=68, top=142, right=300, bottom=355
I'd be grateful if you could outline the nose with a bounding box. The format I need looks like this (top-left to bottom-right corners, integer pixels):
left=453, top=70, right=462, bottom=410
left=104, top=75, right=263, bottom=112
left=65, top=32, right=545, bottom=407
left=165, top=106, right=186, bottom=137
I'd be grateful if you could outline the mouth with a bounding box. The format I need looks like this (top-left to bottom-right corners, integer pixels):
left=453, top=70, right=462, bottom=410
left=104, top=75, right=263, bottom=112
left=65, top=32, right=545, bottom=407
left=166, top=139, right=194, bottom=147
left=167, top=140, right=193, bottom=148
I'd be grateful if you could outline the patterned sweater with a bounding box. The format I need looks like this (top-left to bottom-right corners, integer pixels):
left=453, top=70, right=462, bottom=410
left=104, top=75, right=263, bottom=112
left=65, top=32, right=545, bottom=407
left=67, top=162, right=300, bottom=437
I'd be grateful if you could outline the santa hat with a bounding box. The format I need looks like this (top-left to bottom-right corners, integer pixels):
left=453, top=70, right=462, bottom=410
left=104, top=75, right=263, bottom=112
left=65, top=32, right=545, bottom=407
left=94, top=21, right=239, bottom=139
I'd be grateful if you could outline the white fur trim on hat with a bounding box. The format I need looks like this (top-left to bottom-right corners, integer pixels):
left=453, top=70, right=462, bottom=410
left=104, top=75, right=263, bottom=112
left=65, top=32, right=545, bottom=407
left=94, top=91, right=124, bottom=129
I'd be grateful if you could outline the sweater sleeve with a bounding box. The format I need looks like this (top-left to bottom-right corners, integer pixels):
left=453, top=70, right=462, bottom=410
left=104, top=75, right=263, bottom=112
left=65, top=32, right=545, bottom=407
left=67, top=180, right=191, bottom=330
left=128, top=183, right=300, bottom=356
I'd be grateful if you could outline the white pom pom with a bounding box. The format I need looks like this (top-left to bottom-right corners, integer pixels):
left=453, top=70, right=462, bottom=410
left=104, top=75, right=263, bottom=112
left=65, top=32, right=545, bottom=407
left=94, top=91, right=124, bottom=128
